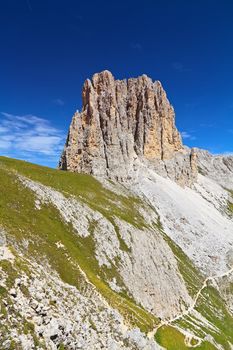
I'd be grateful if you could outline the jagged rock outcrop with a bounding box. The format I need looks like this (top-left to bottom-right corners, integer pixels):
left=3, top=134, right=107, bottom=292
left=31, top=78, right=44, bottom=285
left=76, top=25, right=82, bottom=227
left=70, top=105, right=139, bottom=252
left=59, top=70, right=197, bottom=185
left=196, top=148, right=233, bottom=190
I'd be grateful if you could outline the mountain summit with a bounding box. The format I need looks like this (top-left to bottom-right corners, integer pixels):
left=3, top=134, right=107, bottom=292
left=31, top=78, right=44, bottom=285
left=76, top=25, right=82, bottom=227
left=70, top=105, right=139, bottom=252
left=59, top=71, right=197, bottom=185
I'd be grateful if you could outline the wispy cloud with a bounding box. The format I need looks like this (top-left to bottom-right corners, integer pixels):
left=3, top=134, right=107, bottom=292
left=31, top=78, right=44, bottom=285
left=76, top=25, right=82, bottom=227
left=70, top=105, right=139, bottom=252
left=130, top=42, right=142, bottom=50
left=172, top=62, right=191, bottom=72
left=53, top=98, right=65, bottom=106
left=181, top=131, right=196, bottom=140
left=200, top=122, right=216, bottom=128
left=0, top=112, right=65, bottom=166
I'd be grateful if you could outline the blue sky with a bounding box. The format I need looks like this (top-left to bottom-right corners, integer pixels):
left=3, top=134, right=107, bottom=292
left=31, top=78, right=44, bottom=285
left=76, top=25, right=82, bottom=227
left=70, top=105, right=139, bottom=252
left=0, top=0, right=233, bottom=167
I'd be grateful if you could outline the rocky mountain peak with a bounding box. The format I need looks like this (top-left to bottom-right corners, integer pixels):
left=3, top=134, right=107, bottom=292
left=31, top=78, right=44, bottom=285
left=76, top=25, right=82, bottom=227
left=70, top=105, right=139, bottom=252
left=59, top=71, right=197, bottom=185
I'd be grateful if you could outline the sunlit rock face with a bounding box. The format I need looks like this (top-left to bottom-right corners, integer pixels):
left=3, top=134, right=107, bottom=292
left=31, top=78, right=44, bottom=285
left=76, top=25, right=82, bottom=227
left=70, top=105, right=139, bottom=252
left=195, top=148, right=233, bottom=190
left=59, top=70, right=197, bottom=185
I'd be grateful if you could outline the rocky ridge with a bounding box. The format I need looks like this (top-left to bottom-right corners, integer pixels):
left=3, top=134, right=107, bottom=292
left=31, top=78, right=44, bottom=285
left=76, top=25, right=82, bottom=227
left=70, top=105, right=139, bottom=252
left=196, top=148, right=233, bottom=190
left=59, top=71, right=197, bottom=186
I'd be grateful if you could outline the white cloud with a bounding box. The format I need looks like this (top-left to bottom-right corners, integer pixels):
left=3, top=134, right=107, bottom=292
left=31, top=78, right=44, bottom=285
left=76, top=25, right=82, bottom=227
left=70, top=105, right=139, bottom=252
left=181, top=131, right=196, bottom=140
left=0, top=112, right=65, bottom=165
left=53, top=98, right=65, bottom=106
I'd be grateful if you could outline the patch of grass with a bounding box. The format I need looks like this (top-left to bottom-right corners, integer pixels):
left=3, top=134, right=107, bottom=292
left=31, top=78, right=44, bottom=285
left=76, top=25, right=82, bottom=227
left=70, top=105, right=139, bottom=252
left=0, top=260, right=18, bottom=289
left=23, top=318, right=44, bottom=348
left=89, top=317, right=97, bottom=331
left=0, top=285, right=7, bottom=296
left=58, top=344, right=66, bottom=350
left=20, top=284, right=30, bottom=298
left=23, top=320, right=35, bottom=335
left=0, top=165, right=158, bottom=333
left=155, top=325, right=187, bottom=350
left=110, top=218, right=131, bottom=252
left=9, top=340, right=17, bottom=350
left=227, top=200, right=233, bottom=214
left=190, top=337, right=199, bottom=346
left=155, top=325, right=217, bottom=350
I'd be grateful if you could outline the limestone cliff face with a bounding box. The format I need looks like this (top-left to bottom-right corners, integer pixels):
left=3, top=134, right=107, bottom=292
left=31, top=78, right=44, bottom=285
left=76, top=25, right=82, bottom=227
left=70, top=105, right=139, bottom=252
left=59, top=70, right=197, bottom=185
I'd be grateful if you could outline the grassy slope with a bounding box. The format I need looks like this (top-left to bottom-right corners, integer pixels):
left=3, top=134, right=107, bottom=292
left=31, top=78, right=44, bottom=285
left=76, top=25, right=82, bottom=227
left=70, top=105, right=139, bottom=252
left=0, top=156, right=146, bottom=229
left=0, top=156, right=233, bottom=349
left=157, top=234, right=233, bottom=349
left=195, top=285, right=233, bottom=349
left=0, top=157, right=157, bottom=333
left=154, top=217, right=233, bottom=348
left=173, top=284, right=233, bottom=350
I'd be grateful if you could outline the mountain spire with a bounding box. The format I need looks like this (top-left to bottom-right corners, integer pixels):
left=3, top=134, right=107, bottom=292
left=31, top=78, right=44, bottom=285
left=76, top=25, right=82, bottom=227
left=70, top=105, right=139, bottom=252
left=59, top=71, right=197, bottom=185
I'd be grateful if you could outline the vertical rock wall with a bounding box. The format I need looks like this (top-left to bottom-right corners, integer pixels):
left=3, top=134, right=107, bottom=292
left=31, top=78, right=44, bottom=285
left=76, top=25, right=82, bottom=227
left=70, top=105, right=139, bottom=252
left=59, top=70, right=197, bottom=185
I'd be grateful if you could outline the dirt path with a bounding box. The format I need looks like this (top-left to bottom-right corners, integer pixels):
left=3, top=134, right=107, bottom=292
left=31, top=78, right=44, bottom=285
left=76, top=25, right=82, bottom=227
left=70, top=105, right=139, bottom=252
left=148, top=266, right=233, bottom=339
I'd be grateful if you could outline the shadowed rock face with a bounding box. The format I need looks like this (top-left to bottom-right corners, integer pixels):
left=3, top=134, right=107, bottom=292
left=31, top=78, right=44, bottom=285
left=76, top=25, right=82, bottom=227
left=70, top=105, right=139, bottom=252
left=59, top=70, right=197, bottom=185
